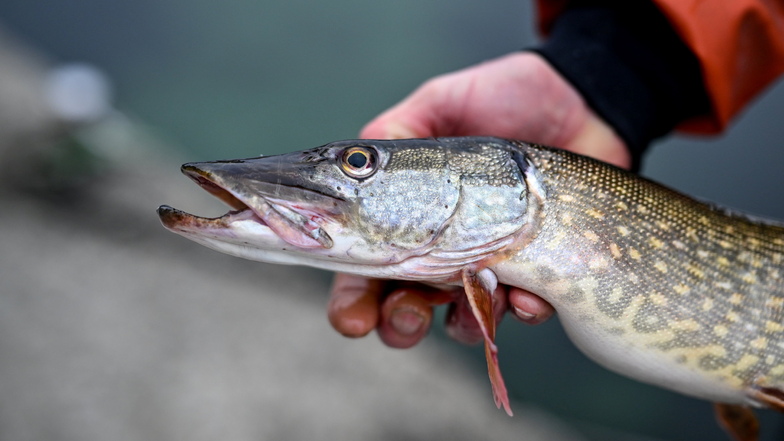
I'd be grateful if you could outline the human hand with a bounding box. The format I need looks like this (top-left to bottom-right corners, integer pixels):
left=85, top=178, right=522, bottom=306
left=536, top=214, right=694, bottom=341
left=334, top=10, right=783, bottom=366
left=328, top=52, right=631, bottom=348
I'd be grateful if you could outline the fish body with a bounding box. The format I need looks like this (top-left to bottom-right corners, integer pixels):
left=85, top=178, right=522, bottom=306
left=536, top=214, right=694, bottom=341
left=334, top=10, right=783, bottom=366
left=159, top=137, right=784, bottom=438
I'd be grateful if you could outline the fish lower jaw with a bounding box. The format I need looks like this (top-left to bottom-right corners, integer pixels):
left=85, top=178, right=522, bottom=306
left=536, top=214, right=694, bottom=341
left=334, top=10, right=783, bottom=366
left=158, top=205, right=276, bottom=244
left=157, top=201, right=331, bottom=250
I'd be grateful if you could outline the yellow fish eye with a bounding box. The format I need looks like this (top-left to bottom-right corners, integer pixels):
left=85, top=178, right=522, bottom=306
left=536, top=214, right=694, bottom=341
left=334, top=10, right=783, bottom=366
left=340, top=146, right=377, bottom=178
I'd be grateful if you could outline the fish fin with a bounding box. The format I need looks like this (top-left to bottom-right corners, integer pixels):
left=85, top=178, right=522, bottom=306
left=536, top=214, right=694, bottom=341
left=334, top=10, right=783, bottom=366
left=461, top=267, right=513, bottom=416
left=714, top=403, right=759, bottom=441
left=749, top=385, right=784, bottom=412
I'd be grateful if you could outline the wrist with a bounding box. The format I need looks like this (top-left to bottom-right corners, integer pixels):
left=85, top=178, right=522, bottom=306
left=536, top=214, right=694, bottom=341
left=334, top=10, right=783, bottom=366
left=531, top=1, right=709, bottom=169
left=518, top=52, right=631, bottom=169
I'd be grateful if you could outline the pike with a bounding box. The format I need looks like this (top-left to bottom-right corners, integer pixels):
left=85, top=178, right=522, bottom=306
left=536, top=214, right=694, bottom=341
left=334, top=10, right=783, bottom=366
left=158, top=137, right=784, bottom=441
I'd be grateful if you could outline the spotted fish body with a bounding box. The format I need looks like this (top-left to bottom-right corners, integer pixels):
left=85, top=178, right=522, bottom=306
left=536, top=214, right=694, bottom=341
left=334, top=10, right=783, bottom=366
left=158, top=137, right=784, bottom=438
left=493, top=143, right=784, bottom=409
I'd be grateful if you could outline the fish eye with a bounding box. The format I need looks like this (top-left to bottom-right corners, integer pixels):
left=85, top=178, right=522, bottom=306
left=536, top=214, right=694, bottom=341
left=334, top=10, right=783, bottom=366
left=340, top=146, right=377, bottom=178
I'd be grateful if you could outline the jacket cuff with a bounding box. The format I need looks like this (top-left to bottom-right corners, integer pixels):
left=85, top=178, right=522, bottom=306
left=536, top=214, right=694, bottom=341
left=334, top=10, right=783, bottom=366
left=531, top=1, right=709, bottom=170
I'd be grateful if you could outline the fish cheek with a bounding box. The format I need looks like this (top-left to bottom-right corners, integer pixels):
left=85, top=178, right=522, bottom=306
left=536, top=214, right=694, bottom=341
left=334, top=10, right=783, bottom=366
left=354, top=172, right=459, bottom=250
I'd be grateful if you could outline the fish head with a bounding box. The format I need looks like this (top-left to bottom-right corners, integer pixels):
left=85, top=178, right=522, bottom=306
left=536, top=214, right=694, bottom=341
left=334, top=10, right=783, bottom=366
left=158, top=137, right=543, bottom=281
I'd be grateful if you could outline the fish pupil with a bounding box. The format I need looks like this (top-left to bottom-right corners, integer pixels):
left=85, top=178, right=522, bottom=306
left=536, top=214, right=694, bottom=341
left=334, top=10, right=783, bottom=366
left=347, top=152, right=367, bottom=168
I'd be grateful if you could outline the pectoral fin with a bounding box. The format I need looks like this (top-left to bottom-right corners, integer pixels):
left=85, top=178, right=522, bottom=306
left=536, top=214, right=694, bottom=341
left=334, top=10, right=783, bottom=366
left=749, top=385, right=784, bottom=411
left=714, top=403, right=759, bottom=441
left=461, top=267, right=512, bottom=416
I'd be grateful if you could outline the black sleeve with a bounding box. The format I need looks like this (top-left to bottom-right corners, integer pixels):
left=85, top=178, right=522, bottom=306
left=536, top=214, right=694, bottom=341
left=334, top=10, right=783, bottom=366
left=530, top=0, right=710, bottom=171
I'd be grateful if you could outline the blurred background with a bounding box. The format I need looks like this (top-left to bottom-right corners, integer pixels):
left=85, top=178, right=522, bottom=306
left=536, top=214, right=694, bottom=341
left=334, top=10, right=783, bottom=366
left=0, top=1, right=783, bottom=440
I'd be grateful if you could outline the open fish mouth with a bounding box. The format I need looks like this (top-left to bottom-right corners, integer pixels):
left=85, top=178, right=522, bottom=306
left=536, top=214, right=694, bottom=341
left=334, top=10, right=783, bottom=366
left=157, top=163, right=334, bottom=249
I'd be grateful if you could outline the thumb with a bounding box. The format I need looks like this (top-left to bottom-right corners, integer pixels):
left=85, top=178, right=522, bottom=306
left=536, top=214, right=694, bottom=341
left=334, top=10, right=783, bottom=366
left=358, top=93, right=438, bottom=139
left=360, top=119, right=422, bottom=139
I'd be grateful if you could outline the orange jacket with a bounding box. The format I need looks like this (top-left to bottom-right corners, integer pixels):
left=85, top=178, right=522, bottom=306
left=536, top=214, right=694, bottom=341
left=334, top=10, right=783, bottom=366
left=537, top=0, right=784, bottom=133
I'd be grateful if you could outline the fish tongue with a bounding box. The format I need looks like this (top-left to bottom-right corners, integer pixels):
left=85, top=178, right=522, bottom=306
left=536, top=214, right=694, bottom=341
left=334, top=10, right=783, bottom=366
left=461, top=267, right=513, bottom=416
left=249, top=196, right=324, bottom=249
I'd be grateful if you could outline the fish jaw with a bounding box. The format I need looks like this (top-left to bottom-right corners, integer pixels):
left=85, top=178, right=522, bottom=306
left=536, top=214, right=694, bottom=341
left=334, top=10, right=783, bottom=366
left=157, top=157, right=350, bottom=267
left=157, top=204, right=299, bottom=263
left=157, top=199, right=472, bottom=280
left=179, top=162, right=335, bottom=249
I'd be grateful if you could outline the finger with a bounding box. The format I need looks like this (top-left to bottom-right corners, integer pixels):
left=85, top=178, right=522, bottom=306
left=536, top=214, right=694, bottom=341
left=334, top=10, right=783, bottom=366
left=359, top=107, right=432, bottom=140
left=445, top=285, right=507, bottom=345
left=492, top=284, right=509, bottom=324
left=360, top=117, right=427, bottom=140
left=328, top=273, right=384, bottom=337
left=508, top=287, right=555, bottom=325
left=445, top=290, right=483, bottom=345
left=377, top=288, right=434, bottom=349
left=359, top=81, right=445, bottom=139
left=560, top=109, right=631, bottom=169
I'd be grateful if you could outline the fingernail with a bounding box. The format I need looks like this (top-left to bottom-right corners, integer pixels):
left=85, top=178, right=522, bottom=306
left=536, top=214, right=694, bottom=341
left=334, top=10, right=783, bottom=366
left=391, top=309, right=426, bottom=336
left=513, top=306, right=537, bottom=322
